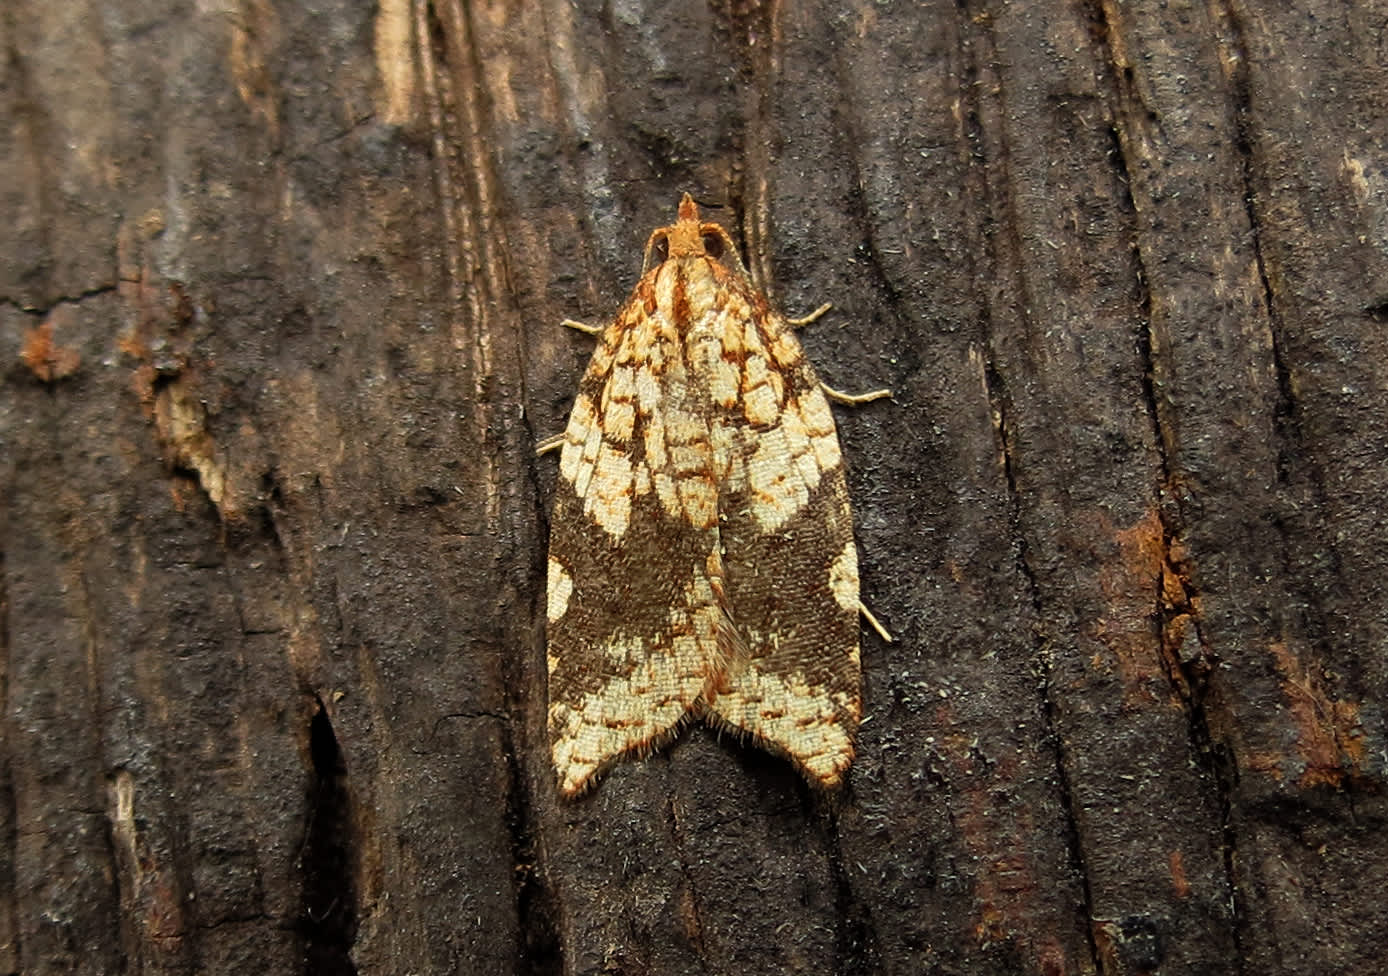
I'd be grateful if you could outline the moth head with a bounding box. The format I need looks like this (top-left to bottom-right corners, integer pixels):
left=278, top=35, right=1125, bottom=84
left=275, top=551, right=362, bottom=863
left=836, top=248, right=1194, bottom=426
left=641, top=193, right=747, bottom=275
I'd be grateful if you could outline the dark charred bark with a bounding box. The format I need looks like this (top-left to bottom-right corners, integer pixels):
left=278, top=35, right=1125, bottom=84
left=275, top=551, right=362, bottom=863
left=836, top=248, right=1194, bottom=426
left=2, top=1, right=1385, bottom=973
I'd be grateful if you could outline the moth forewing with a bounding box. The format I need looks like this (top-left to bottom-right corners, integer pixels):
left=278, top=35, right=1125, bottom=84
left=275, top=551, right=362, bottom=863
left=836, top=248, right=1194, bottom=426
left=544, top=194, right=876, bottom=796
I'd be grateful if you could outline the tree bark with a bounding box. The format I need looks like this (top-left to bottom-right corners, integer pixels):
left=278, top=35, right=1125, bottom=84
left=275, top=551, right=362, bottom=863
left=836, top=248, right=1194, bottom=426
left=2, top=0, right=1385, bottom=973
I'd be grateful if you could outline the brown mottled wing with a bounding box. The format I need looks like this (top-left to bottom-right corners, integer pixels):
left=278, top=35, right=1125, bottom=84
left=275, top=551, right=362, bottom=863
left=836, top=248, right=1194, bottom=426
left=702, top=302, right=863, bottom=788
left=545, top=283, right=722, bottom=797
left=546, top=193, right=866, bottom=794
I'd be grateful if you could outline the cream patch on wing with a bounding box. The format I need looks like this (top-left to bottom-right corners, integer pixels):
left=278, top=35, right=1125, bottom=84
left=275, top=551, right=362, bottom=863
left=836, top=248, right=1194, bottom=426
left=706, top=670, right=858, bottom=786
left=583, top=440, right=634, bottom=538
left=643, top=402, right=718, bottom=530
left=558, top=393, right=597, bottom=486
left=549, top=662, right=701, bottom=796
left=742, top=355, right=785, bottom=426
left=603, top=362, right=638, bottom=443
left=829, top=540, right=859, bottom=613
left=675, top=301, right=847, bottom=531
left=738, top=387, right=843, bottom=532
left=547, top=556, right=574, bottom=622
left=549, top=563, right=722, bottom=796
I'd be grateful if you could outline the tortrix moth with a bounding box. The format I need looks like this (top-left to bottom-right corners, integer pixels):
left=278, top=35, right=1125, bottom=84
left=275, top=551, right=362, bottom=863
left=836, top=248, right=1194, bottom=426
left=541, top=194, right=889, bottom=796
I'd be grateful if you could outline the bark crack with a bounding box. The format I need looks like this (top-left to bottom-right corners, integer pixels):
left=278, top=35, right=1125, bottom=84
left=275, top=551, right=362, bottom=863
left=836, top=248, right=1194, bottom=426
left=500, top=471, right=561, bottom=972
left=958, top=3, right=1104, bottom=968
left=0, top=544, right=22, bottom=971
left=499, top=713, right=561, bottom=975
left=1089, top=0, right=1251, bottom=966
left=663, top=792, right=709, bottom=957
left=985, top=355, right=1103, bottom=974
left=1, top=283, right=119, bottom=316
left=825, top=808, right=884, bottom=976
left=298, top=700, right=359, bottom=976
left=1212, top=4, right=1342, bottom=737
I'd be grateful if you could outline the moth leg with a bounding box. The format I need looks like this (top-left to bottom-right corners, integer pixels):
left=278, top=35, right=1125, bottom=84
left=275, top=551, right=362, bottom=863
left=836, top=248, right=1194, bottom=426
left=538, top=317, right=604, bottom=457
left=561, top=318, right=602, bottom=336
left=786, top=302, right=833, bottom=328
left=786, top=305, right=892, bottom=403
left=860, top=602, right=893, bottom=643
left=792, top=311, right=893, bottom=637
left=822, top=383, right=892, bottom=406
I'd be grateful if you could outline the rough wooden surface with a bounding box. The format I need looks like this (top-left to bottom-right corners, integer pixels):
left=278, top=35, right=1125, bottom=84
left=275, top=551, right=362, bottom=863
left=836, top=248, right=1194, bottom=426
left=3, top=1, right=1386, bottom=973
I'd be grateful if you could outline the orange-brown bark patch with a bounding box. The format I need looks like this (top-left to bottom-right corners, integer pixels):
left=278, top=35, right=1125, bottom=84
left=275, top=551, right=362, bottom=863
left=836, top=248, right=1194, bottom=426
left=21, top=317, right=81, bottom=382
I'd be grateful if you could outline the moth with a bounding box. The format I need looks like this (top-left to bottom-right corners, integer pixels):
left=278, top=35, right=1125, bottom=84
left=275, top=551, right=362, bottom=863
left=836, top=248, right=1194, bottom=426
left=540, top=194, right=889, bottom=796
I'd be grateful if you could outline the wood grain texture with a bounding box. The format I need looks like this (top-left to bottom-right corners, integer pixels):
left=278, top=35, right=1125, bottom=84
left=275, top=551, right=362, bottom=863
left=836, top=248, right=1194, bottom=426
left=2, top=0, right=1386, bottom=974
